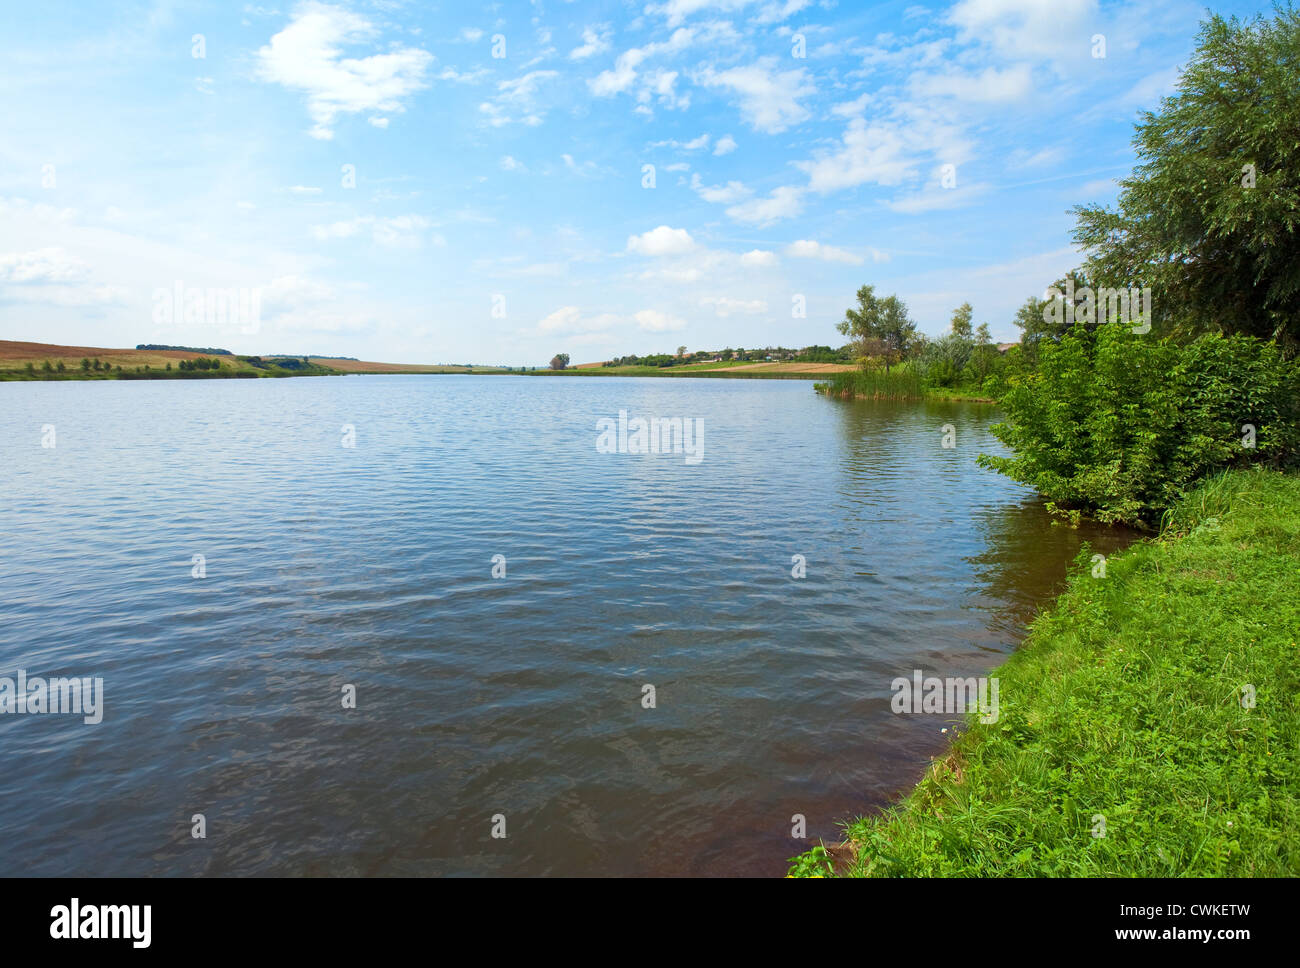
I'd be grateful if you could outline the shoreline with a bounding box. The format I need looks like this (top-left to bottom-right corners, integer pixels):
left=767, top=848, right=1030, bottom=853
left=789, top=469, right=1299, bottom=877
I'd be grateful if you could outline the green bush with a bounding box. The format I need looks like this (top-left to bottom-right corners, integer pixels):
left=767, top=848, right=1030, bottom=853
left=978, top=323, right=1300, bottom=526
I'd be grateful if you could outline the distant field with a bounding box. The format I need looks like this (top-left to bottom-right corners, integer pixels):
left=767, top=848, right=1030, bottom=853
left=0, top=340, right=264, bottom=375
left=0, top=341, right=510, bottom=378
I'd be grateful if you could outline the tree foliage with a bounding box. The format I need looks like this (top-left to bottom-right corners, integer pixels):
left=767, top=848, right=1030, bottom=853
left=979, top=323, right=1300, bottom=526
left=1071, top=9, right=1300, bottom=352
left=837, top=285, right=918, bottom=370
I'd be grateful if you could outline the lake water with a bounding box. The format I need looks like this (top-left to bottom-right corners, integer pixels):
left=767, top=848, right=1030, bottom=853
left=0, top=375, right=1132, bottom=876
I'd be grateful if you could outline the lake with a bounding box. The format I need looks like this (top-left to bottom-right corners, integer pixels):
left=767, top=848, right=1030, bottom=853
left=0, top=375, right=1132, bottom=876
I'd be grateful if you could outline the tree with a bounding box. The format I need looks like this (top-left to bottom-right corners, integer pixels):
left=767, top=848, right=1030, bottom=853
left=1071, top=9, right=1300, bottom=352
left=549, top=353, right=570, bottom=370
left=56, top=361, right=66, bottom=372
left=80, top=358, right=91, bottom=371
left=837, top=285, right=919, bottom=371
left=24, top=362, right=35, bottom=376
left=976, top=322, right=991, bottom=344
left=1013, top=269, right=1096, bottom=360
left=677, top=345, right=687, bottom=357
left=950, top=303, right=973, bottom=339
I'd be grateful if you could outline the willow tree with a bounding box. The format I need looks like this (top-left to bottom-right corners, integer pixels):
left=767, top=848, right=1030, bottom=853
left=1072, top=9, right=1300, bottom=353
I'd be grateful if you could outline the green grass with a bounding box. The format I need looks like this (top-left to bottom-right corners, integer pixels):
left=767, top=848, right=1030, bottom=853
left=531, top=364, right=831, bottom=379
left=814, top=366, right=925, bottom=399
left=790, top=469, right=1300, bottom=877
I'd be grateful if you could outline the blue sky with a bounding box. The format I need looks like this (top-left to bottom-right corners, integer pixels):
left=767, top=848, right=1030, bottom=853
left=0, top=0, right=1277, bottom=364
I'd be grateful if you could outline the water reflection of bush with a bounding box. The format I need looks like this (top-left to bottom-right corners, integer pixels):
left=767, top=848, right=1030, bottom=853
left=824, top=394, right=1139, bottom=651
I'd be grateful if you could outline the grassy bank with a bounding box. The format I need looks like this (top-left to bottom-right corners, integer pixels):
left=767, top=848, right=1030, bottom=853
left=535, top=361, right=853, bottom=379
left=791, top=469, right=1300, bottom=877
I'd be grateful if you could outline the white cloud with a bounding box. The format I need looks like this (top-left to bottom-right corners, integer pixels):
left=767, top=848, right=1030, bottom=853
left=589, top=28, right=696, bottom=102
left=700, top=296, right=766, bottom=316
left=886, top=182, right=991, bottom=214
left=697, top=58, right=814, bottom=133
left=1112, top=65, right=1182, bottom=113
left=1078, top=178, right=1118, bottom=196
left=461, top=27, right=484, bottom=42
left=794, top=117, right=916, bottom=194
left=635, top=308, right=686, bottom=332
left=947, top=0, right=1097, bottom=70
left=537, top=306, right=619, bottom=334
left=754, top=0, right=813, bottom=24
left=786, top=239, right=863, bottom=265
left=256, top=2, right=433, bottom=139
left=912, top=64, right=1033, bottom=102
left=0, top=247, right=123, bottom=307
left=647, top=0, right=754, bottom=29
left=311, top=215, right=432, bottom=247
left=830, top=92, right=871, bottom=118
left=627, top=225, right=696, bottom=256
left=713, top=134, right=737, bottom=155
left=262, top=274, right=376, bottom=333
left=690, top=173, right=751, bottom=204
left=570, top=26, right=611, bottom=60
left=438, top=66, right=490, bottom=84
left=651, top=133, right=710, bottom=152
left=1009, top=145, right=1066, bottom=169
left=739, top=249, right=777, bottom=267
left=725, top=185, right=805, bottom=225
left=0, top=247, right=90, bottom=283
left=500, top=155, right=526, bottom=172
left=562, top=154, right=599, bottom=177
left=480, top=70, right=558, bottom=127
left=641, top=68, right=690, bottom=110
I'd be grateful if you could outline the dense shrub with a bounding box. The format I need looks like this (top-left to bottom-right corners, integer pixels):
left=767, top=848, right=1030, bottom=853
left=914, top=332, right=973, bottom=387
left=978, top=323, right=1300, bottom=526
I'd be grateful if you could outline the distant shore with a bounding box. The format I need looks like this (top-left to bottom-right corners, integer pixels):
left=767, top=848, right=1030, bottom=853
left=2, top=339, right=852, bottom=382
left=1, top=340, right=991, bottom=395
left=0, top=339, right=509, bottom=381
